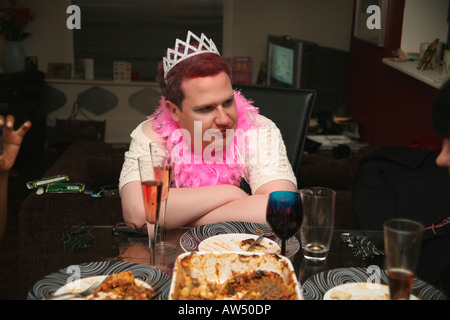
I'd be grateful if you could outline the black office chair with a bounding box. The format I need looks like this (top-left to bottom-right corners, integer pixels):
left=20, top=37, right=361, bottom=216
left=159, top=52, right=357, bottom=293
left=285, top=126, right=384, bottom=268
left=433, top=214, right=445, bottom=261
left=233, top=84, right=316, bottom=175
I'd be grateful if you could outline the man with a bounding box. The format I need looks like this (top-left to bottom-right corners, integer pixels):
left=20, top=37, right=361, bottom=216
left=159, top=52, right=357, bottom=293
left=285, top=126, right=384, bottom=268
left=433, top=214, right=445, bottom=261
left=119, top=31, right=296, bottom=229
left=432, top=78, right=450, bottom=172
left=0, top=115, right=31, bottom=244
left=354, top=78, right=450, bottom=297
left=429, top=78, right=450, bottom=297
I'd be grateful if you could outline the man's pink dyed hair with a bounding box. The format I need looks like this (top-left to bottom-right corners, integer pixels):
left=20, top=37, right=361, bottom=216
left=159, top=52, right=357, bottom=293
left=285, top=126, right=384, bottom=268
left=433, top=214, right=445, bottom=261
left=157, top=52, right=232, bottom=109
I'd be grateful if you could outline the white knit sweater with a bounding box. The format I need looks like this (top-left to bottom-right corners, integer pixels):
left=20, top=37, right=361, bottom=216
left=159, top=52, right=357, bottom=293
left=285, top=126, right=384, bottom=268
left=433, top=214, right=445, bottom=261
left=119, top=114, right=297, bottom=194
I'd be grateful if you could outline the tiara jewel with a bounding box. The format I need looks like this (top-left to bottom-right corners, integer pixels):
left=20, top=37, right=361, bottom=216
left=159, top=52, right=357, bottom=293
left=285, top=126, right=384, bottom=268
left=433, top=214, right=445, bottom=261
left=163, top=31, right=221, bottom=82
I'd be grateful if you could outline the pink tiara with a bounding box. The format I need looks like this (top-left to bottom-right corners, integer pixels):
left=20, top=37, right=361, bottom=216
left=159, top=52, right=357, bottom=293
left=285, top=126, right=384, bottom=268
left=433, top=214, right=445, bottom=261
left=163, top=31, right=221, bottom=82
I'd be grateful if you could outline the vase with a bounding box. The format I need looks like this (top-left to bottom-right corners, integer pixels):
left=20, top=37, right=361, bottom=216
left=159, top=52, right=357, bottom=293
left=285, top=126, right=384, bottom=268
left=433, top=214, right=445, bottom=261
left=2, top=41, right=26, bottom=73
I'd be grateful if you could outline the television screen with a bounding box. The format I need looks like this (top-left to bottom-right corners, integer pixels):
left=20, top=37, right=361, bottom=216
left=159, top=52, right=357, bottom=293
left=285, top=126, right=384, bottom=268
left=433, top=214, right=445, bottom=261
left=269, top=43, right=294, bottom=86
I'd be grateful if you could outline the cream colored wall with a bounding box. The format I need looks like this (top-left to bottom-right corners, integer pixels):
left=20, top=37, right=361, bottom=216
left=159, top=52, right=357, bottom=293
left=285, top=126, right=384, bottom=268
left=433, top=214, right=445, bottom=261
left=401, top=0, right=449, bottom=53
left=46, top=80, right=160, bottom=144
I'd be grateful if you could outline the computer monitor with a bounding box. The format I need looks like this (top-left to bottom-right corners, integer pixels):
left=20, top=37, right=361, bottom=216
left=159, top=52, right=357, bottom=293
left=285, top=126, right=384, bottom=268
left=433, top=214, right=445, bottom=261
left=266, top=35, right=317, bottom=89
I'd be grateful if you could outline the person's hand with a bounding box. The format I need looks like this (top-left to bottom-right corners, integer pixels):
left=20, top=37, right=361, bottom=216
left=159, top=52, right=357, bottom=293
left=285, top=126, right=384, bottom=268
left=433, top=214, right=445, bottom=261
left=0, top=115, right=32, bottom=173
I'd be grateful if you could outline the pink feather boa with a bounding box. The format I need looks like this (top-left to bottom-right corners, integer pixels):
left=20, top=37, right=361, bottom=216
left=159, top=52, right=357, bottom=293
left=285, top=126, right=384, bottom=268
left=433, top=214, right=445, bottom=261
left=149, top=90, right=259, bottom=188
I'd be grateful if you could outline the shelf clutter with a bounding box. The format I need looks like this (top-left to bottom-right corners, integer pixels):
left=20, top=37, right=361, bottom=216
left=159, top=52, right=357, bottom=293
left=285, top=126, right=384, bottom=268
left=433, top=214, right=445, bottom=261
left=382, top=39, right=450, bottom=89
left=382, top=58, right=448, bottom=89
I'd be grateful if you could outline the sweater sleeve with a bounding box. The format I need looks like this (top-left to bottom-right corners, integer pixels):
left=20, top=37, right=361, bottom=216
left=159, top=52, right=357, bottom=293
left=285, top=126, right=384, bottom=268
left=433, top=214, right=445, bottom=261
left=119, top=120, right=166, bottom=192
left=244, top=115, right=297, bottom=194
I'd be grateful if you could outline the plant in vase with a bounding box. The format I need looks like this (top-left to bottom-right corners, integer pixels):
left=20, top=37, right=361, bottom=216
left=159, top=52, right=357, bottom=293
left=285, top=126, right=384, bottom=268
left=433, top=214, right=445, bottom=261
left=0, top=0, right=36, bottom=72
left=0, top=0, right=35, bottom=40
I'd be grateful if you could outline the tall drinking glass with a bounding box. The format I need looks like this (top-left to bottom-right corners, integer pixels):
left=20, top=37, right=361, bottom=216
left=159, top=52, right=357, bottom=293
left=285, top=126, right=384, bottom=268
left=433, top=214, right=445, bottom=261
left=138, top=155, right=166, bottom=266
left=149, top=141, right=176, bottom=254
left=300, top=187, right=336, bottom=261
left=383, top=218, right=424, bottom=300
left=266, top=191, right=303, bottom=256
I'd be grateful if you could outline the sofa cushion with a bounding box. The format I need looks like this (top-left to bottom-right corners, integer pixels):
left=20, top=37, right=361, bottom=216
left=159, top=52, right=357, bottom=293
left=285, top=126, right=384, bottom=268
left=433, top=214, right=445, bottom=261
left=297, top=146, right=380, bottom=190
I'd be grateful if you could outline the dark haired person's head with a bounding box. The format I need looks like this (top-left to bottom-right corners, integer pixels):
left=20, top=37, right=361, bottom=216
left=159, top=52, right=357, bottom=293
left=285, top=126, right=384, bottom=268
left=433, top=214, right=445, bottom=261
left=432, top=79, right=450, bottom=139
left=157, top=52, right=232, bottom=109
left=432, top=79, right=450, bottom=172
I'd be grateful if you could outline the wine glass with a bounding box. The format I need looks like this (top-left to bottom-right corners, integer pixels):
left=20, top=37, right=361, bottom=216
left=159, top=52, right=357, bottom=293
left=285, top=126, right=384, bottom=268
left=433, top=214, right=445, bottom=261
left=149, top=141, right=177, bottom=254
left=266, top=190, right=303, bottom=256
left=138, top=155, right=166, bottom=266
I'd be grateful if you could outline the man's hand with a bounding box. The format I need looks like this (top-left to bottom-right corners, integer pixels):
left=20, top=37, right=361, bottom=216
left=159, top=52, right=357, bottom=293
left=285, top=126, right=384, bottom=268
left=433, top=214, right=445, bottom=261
left=0, top=115, right=32, bottom=173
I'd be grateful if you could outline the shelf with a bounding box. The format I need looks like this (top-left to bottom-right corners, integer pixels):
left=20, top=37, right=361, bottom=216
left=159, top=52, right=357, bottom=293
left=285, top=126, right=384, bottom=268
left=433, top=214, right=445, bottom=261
left=45, top=78, right=159, bottom=87
left=382, top=57, right=449, bottom=89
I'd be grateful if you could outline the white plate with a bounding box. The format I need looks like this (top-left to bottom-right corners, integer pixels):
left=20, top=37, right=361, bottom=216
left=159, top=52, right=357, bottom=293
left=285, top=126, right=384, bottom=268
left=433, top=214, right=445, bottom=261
left=198, top=233, right=281, bottom=254
left=324, top=282, right=418, bottom=300
left=54, top=275, right=152, bottom=300
left=302, top=267, right=447, bottom=300
left=179, top=221, right=299, bottom=258
left=28, top=261, right=171, bottom=300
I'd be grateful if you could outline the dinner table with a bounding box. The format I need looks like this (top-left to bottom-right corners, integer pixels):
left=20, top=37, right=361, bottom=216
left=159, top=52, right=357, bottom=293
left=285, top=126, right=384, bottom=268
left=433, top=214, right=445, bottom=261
left=25, top=222, right=448, bottom=300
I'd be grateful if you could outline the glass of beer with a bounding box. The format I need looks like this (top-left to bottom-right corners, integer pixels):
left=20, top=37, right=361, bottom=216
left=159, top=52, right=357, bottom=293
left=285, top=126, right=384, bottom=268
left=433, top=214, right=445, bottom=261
left=383, top=218, right=424, bottom=300
left=138, top=155, right=166, bottom=266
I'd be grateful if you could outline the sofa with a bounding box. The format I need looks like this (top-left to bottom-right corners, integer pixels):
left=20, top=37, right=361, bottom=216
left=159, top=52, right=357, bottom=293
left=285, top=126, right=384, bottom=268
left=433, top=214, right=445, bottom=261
left=296, top=146, right=380, bottom=229
left=18, top=140, right=376, bottom=297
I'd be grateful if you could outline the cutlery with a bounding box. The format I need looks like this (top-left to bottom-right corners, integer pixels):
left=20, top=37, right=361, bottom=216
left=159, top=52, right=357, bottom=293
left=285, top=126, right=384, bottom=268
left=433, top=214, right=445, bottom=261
left=247, top=232, right=272, bottom=251
left=43, top=281, right=101, bottom=300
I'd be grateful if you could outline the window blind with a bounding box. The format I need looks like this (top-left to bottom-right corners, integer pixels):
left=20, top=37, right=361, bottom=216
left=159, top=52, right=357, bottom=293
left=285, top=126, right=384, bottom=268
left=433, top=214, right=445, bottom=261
left=72, top=0, right=223, bottom=81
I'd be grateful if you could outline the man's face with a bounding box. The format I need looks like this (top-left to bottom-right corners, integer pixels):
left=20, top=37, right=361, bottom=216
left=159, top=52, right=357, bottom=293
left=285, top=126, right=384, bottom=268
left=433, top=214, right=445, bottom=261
left=436, top=137, right=450, bottom=175
left=167, top=71, right=238, bottom=153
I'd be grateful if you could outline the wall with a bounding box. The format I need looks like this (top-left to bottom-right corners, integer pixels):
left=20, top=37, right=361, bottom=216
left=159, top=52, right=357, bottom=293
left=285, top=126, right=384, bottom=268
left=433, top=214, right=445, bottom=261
left=46, top=80, right=161, bottom=144
left=401, top=0, right=449, bottom=53
left=346, top=0, right=443, bottom=146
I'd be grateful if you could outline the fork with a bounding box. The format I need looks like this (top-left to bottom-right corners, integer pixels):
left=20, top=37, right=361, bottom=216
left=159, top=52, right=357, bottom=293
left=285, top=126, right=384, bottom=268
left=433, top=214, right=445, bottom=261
left=43, top=281, right=101, bottom=300
left=246, top=232, right=272, bottom=251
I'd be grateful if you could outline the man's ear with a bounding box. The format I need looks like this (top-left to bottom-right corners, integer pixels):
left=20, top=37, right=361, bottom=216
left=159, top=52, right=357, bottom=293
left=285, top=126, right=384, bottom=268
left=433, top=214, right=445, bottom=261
left=166, top=100, right=180, bottom=122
